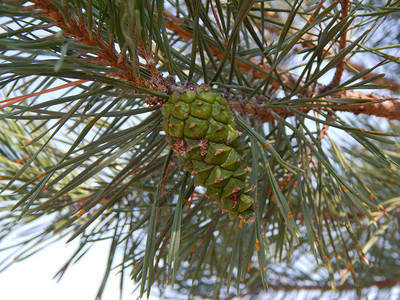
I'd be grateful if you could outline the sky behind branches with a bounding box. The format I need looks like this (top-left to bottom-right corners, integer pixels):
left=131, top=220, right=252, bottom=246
left=0, top=238, right=143, bottom=300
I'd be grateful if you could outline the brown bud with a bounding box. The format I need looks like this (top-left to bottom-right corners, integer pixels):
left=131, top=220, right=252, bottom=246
left=232, top=187, right=241, bottom=193
left=215, top=149, right=223, bottom=156
left=214, top=178, right=224, bottom=184
left=198, top=139, right=209, bottom=156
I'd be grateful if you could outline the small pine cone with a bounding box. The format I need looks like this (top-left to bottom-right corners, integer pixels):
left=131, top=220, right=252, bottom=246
left=162, top=86, right=256, bottom=223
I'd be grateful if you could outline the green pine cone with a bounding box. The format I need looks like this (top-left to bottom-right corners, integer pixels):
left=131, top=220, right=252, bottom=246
left=162, top=86, right=256, bottom=223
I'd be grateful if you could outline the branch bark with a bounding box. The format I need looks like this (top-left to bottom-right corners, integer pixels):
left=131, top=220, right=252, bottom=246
left=230, top=91, right=400, bottom=122
left=27, top=0, right=159, bottom=89
left=260, top=278, right=400, bottom=292
left=325, top=0, right=349, bottom=90
left=346, top=61, right=400, bottom=92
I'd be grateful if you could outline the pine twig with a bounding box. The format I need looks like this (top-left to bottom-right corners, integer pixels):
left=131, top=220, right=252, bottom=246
left=325, top=0, right=349, bottom=90
left=249, top=278, right=400, bottom=293
left=230, top=92, right=400, bottom=122
left=27, top=0, right=160, bottom=89
left=346, top=61, right=400, bottom=92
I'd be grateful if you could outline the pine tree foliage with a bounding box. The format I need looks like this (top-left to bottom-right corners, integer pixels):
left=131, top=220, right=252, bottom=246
left=0, top=0, right=399, bottom=299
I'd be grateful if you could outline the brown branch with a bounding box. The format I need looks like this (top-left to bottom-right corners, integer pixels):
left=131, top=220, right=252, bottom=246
left=346, top=61, right=400, bottom=92
left=300, top=30, right=400, bottom=92
left=326, top=0, right=349, bottom=90
left=230, top=92, right=400, bottom=122
left=229, top=277, right=400, bottom=299
left=323, top=1, right=399, bottom=92
left=263, top=279, right=400, bottom=292
left=27, top=0, right=158, bottom=89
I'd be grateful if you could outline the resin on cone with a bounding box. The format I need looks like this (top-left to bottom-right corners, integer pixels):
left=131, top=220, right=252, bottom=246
left=162, top=86, right=256, bottom=223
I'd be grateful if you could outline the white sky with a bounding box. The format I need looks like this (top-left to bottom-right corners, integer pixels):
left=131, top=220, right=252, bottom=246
left=0, top=238, right=145, bottom=300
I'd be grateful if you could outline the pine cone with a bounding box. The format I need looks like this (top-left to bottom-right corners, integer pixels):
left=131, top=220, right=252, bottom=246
left=162, top=86, right=256, bottom=223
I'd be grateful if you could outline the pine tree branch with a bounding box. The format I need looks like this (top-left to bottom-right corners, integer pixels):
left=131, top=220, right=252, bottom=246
left=346, top=61, right=400, bottom=92
left=252, top=2, right=400, bottom=94
left=26, top=0, right=160, bottom=89
left=163, top=10, right=292, bottom=90
left=20, top=2, right=400, bottom=123
left=163, top=10, right=400, bottom=122
left=246, top=278, right=400, bottom=294
left=230, top=92, right=400, bottom=122
left=325, top=0, right=349, bottom=90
